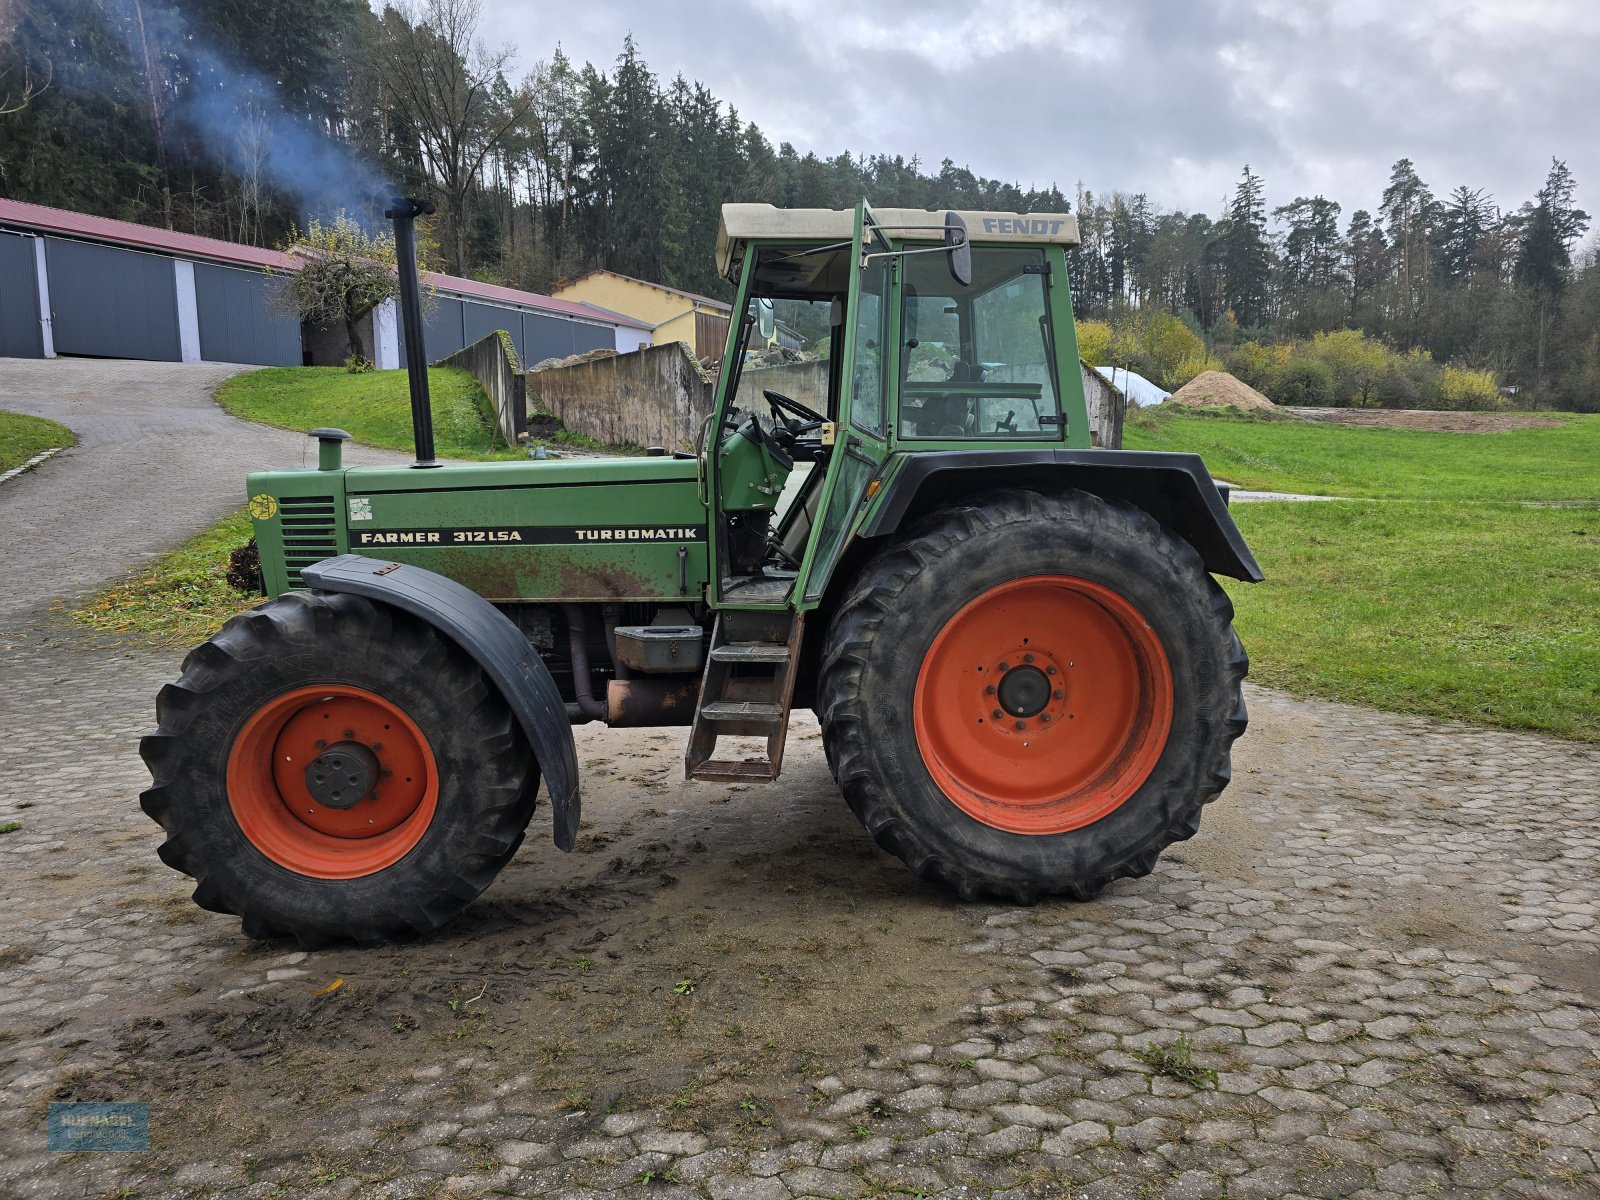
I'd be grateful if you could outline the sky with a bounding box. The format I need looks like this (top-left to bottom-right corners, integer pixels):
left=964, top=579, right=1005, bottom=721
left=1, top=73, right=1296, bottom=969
left=476, top=0, right=1600, bottom=229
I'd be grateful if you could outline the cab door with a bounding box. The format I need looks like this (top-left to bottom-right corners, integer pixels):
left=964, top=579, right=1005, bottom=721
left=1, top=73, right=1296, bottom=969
left=793, top=203, right=892, bottom=606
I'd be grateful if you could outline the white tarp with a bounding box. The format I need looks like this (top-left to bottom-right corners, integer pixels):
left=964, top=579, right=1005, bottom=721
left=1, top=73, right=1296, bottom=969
left=1093, top=366, right=1170, bottom=408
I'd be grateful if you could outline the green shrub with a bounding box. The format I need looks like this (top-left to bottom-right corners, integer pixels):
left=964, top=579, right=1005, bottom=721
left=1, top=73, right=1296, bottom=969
left=1226, top=341, right=1280, bottom=394
left=1075, top=319, right=1112, bottom=365
left=1168, top=353, right=1224, bottom=390
left=1271, top=357, right=1337, bottom=406
left=1438, top=366, right=1501, bottom=410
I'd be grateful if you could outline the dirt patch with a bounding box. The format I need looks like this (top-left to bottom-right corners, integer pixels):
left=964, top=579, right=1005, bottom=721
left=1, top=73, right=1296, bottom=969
left=66, top=719, right=1002, bottom=1164
left=1285, top=408, right=1564, bottom=433
left=1167, top=371, right=1276, bottom=413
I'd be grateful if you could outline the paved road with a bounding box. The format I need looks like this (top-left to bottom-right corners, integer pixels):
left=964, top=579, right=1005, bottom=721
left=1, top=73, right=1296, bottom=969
left=0, top=357, right=404, bottom=625
left=0, top=358, right=1595, bottom=1199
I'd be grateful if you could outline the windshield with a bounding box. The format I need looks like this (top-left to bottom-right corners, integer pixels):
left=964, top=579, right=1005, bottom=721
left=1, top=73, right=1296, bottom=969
left=728, top=296, right=836, bottom=421
left=898, top=247, right=1061, bottom=439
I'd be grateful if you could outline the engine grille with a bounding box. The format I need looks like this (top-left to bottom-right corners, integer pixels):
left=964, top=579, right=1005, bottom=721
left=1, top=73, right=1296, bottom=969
left=278, top=495, right=338, bottom=588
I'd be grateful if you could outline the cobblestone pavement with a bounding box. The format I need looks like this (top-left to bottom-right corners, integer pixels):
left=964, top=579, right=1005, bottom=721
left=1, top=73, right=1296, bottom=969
left=1, top=359, right=1596, bottom=1196
left=1, top=611, right=1595, bottom=1197
left=0, top=356, right=403, bottom=624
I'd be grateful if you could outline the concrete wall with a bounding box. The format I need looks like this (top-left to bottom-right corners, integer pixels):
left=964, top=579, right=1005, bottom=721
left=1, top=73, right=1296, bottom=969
left=1081, top=360, right=1126, bottom=448
left=434, top=330, right=526, bottom=447
left=526, top=350, right=1122, bottom=453
left=529, top=342, right=711, bottom=451
left=743, top=359, right=829, bottom=414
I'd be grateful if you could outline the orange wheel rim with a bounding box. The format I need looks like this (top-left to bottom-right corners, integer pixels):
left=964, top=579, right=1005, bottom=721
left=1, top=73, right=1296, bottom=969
left=226, top=685, right=439, bottom=879
left=913, top=576, right=1173, bottom=835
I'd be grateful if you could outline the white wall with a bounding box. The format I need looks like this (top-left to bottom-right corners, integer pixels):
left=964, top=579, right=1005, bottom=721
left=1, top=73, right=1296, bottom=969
left=372, top=298, right=400, bottom=370
left=613, top=325, right=652, bottom=354
left=173, top=260, right=201, bottom=362
left=32, top=237, right=55, bottom=358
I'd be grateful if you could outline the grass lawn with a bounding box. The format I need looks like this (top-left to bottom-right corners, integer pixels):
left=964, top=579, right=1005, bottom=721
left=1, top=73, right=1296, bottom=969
left=74, top=510, right=259, bottom=646
left=216, top=366, right=522, bottom=460
left=1226, top=501, right=1599, bottom=742
left=0, top=410, right=76, bottom=472
left=76, top=403, right=1599, bottom=742
left=1126, top=408, right=1598, bottom=739
left=1124, top=408, right=1600, bottom=502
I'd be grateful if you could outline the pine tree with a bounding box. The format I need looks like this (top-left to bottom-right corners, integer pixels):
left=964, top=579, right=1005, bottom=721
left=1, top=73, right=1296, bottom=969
left=1222, top=165, right=1271, bottom=329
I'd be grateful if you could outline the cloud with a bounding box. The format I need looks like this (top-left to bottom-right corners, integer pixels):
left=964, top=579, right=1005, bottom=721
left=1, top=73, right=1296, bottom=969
left=482, top=0, right=1598, bottom=227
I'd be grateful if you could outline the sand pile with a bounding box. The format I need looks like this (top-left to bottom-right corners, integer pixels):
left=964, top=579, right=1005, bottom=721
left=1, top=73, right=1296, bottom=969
left=1167, top=370, right=1276, bottom=412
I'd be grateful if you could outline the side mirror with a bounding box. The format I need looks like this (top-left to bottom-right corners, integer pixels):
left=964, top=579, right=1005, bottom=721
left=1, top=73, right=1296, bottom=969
left=757, top=297, right=776, bottom=342
left=945, top=212, right=972, bottom=287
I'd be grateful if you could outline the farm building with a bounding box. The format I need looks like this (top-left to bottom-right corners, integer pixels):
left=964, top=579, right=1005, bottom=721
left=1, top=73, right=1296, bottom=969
left=550, top=270, right=732, bottom=359
left=0, top=199, right=650, bottom=368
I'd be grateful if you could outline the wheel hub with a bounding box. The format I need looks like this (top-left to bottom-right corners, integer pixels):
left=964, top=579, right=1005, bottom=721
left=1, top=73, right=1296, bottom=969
left=913, top=575, right=1174, bottom=835
left=226, top=685, right=438, bottom=879
left=304, top=741, right=380, bottom=809
left=997, top=664, right=1051, bottom=718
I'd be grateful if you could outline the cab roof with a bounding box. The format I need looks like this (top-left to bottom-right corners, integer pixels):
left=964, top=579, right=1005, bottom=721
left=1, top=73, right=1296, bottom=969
left=717, top=202, right=1080, bottom=282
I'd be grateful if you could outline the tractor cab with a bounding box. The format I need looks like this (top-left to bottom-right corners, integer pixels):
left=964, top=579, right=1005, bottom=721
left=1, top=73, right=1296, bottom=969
left=706, top=202, right=1087, bottom=613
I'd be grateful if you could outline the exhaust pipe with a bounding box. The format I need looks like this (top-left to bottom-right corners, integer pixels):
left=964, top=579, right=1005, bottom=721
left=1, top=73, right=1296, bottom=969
left=384, top=196, right=440, bottom=469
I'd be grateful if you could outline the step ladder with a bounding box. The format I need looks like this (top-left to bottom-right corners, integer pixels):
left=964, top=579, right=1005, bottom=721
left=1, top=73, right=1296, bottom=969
left=685, top=610, right=804, bottom=782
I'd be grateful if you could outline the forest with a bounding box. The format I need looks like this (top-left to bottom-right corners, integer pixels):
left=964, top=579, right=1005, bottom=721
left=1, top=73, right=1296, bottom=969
left=1, top=0, right=1595, bottom=410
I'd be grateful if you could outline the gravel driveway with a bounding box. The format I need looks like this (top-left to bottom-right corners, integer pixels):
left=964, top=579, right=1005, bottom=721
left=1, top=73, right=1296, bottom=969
left=0, top=356, right=403, bottom=625
left=0, top=358, right=1595, bottom=1200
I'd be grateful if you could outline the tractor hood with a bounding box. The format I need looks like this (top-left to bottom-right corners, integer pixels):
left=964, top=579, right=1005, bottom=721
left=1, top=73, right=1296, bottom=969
left=246, top=456, right=711, bottom=604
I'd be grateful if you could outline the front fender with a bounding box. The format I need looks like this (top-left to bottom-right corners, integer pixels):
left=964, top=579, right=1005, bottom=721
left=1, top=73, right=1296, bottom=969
left=301, top=555, right=581, bottom=851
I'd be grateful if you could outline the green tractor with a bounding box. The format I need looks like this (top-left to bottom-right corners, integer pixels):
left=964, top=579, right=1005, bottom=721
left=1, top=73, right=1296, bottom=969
left=141, top=199, right=1260, bottom=946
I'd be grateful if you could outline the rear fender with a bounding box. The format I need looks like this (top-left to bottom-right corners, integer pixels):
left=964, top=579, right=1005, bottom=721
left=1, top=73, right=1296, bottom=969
left=860, top=450, right=1264, bottom=581
left=301, top=555, right=582, bottom=851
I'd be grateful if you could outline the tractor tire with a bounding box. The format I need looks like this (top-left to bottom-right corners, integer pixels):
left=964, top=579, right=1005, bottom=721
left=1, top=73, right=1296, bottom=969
left=818, top=488, right=1247, bottom=903
left=140, top=590, right=538, bottom=947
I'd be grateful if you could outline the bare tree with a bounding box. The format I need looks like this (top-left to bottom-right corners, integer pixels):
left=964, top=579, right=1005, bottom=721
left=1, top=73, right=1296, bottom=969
left=272, top=215, right=402, bottom=364
left=367, top=0, right=531, bottom=272
left=231, top=100, right=271, bottom=245
left=0, top=0, right=49, bottom=118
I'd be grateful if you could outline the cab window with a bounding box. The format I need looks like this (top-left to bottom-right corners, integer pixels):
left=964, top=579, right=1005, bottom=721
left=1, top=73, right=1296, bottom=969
left=898, top=247, right=1061, bottom=439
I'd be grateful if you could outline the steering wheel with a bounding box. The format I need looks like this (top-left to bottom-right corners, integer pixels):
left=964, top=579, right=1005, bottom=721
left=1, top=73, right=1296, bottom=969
left=763, top=389, right=826, bottom=433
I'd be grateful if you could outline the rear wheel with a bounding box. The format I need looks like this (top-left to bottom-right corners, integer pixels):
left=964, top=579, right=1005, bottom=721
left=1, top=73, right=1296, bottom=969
left=140, top=591, right=538, bottom=946
left=818, top=489, right=1247, bottom=902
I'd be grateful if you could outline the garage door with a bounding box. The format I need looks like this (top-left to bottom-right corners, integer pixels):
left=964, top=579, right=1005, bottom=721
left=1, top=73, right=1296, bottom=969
left=45, top=238, right=181, bottom=361
left=194, top=263, right=302, bottom=366
left=0, top=232, right=43, bottom=358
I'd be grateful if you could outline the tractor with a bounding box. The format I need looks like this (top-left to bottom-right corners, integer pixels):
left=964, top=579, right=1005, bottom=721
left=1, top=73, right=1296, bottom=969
left=141, top=199, right=1261, bottom=946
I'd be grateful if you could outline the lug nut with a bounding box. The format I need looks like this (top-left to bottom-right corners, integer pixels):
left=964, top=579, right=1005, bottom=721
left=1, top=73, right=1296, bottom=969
left=1053, top=689, right=1065, bottom=700
left=992, top=709, right=1004, bottom=720
left=315, top=739, right=326, bottom=749
left=985, top=685, right=996, bottom=695
left=1014, top=720, right=1026, bottom=730
left=997, top=661, right=1010, bottom=672
left=1046, top=665, right=1057, bottom=676
left=1040, top=714, right=1051, bottom=724
left=1024, top=653, right=1035, bottom=664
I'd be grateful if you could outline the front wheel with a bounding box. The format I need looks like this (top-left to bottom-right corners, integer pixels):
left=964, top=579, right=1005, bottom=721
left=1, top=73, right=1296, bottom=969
left=140, top=591, right=538, bottom=946
left=818, top=489, right=1248, bottom=903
